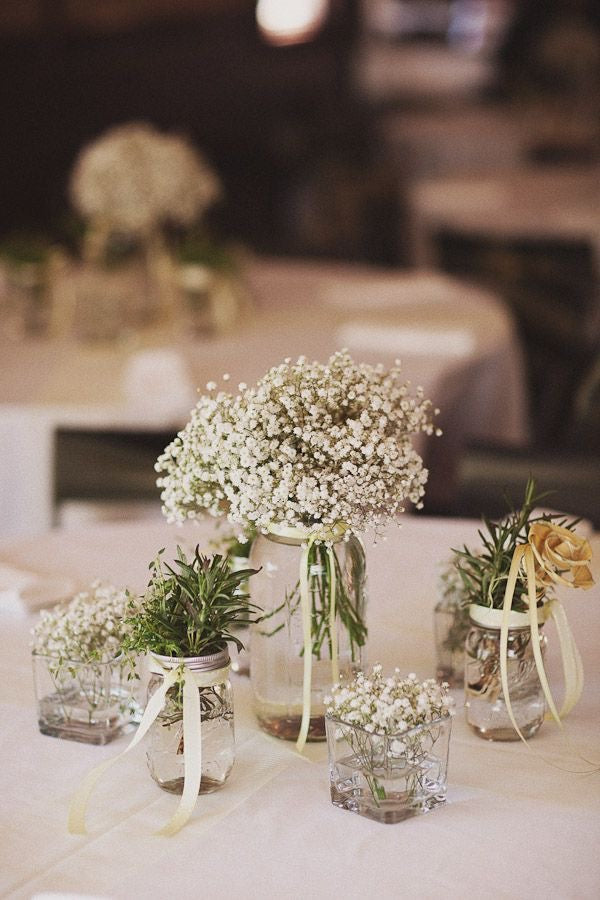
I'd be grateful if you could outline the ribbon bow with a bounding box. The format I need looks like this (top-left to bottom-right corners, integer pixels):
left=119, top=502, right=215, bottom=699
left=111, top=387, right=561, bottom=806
left=68, top=656, right=231, bottom=837
left=493, top=537, right=598, bottom=772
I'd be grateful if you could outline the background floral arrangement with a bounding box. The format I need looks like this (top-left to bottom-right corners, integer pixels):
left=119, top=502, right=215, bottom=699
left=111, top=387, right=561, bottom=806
left=156, top=350, right=438, bottom=535
left=70, top=122, right=221, bottom=235
left=32, top=581, right=132, bottom=669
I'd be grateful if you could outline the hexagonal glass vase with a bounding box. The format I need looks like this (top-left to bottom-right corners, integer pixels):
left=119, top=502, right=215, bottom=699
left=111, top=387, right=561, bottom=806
left=32, top=653, right=140, bottom=745
left=326, top=714, right=452, bottom=824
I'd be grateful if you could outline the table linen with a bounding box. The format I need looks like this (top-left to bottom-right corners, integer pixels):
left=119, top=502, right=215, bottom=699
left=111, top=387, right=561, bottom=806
left=0, top=515, right=598, bottom=899
left=409, top=166, right=600, bottom=268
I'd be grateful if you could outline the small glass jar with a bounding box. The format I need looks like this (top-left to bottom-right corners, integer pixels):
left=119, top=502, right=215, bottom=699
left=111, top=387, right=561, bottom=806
left=146, top=648, right=234, bottom=794
left=326, top=714, right=452, bottom=824
left=433, top=595, right=470, bottom=687
left=32, top=652, right=139, bottom=745
left=465, top=612, right=547, bottom=741
left=250, top=530, right=367, bottom=742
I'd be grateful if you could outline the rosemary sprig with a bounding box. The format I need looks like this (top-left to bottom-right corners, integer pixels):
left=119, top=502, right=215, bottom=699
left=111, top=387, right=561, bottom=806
left=122, top=547, right=262, bottom=658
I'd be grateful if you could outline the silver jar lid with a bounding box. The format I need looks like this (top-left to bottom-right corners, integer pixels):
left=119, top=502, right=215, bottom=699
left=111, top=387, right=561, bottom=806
left=150, top=646, right=230, bottom=672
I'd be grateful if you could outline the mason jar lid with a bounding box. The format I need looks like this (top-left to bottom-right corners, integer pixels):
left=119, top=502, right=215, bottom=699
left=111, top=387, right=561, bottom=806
left=150, top=646, right=230, bottom=673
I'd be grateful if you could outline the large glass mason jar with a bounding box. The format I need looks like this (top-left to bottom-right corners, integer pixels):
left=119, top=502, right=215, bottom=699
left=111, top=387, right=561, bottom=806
left=249, top=529, right=367, bottom=742
left=464, top=611, right=547, bottom=741
left=146, top=648, right=235, bottom=793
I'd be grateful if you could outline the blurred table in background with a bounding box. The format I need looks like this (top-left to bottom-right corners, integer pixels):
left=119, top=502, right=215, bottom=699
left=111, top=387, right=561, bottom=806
left=0, top=257, right=528, bottom=538
left=409, top=167, right=600, bottom=443
left=410, top=167, right=600, bottom=267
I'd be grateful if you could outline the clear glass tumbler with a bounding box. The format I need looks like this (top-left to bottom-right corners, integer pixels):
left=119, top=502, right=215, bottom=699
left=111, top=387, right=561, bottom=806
left=326, top=714, right=452, bottom=824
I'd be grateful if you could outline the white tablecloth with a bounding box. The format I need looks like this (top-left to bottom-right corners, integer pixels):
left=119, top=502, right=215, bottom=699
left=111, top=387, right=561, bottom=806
left=409, top=166, right=600, bottom=268
left=0, top=515, right=599, bottom=899
left=0, top=259, right=528, bottom=538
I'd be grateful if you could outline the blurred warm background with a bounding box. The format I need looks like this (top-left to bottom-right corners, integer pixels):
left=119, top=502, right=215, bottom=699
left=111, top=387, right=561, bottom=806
left=1, top=0, right=599, bottom=537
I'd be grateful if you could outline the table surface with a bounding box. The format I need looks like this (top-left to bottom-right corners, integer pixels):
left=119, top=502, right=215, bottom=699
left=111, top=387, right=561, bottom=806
left=410, top=166, right=600, bottom=266
left=1, top=515, right=599, bottom=899
left=0, top=257, right=528, bottom=539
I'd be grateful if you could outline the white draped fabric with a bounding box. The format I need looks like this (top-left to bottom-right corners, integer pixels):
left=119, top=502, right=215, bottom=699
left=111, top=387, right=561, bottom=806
left=0, top=515, right=598, bottom=898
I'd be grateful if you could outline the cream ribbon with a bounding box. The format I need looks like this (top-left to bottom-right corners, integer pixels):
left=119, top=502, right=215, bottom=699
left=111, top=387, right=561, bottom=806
left=68, top=657, right=231, bottom=837
left=267, top=522, right=347, bottom=753
left=473, top=543, right=598, bottom=772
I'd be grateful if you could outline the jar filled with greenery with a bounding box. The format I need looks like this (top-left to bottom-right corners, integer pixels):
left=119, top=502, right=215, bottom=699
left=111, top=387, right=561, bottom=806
left=455, top=479, right=594, bottom=741
left=123, top=547, right=260, bottom=795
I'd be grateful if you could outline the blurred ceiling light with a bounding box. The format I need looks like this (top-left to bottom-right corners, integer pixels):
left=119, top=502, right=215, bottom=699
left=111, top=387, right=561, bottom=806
left=256, top=0, right=329, bottom=46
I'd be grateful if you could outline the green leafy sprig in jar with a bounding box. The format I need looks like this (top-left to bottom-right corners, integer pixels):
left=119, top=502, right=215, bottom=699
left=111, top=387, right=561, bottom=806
left=121, top=546, right=262, bottom=809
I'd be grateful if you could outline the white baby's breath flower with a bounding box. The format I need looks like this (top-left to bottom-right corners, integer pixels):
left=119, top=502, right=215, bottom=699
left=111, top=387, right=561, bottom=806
left=31, top=581, right=131, bottom=664
left=326, top=664, right=454, bottom=736
left=156, top=350, right=437, bottom=534
left=70, top=122, right=220, bottom=233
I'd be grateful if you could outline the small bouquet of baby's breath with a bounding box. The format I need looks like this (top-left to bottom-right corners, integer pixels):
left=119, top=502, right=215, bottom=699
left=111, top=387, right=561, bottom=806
left=326, top=666, right=454, bottom=818
left=327, top=666, right=455, bottom=735
left=32, top=582, right=138, bottom=741
left=32, top=581, right=133, bottom=673
left=70, top=122, right=220, bottom=236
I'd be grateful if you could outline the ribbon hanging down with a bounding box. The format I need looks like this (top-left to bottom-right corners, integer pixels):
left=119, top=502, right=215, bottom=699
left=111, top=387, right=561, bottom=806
left=267, top=522, right=347, bottom=754
left=485, top=539, right=598, bottom=773
left=68, top=657, right=231, bottom=837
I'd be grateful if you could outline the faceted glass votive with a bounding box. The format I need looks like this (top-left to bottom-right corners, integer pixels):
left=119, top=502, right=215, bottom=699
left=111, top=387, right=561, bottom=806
left=32, top=653, right=140, bottom=745
left=326, top=714, right=452, bottom=824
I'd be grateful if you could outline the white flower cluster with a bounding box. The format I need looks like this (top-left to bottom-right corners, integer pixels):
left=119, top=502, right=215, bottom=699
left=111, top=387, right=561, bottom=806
left=326, top=664, right=455, bottom=736
left=31, top=581, right=131, bottom=664
left=156, top=350, right=437, bottom=534
left=70, top=122, right=220, bottom=233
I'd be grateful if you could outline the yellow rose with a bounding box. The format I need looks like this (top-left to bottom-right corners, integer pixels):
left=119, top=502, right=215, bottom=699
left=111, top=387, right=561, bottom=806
left=528, top=521, right=595, bottom=591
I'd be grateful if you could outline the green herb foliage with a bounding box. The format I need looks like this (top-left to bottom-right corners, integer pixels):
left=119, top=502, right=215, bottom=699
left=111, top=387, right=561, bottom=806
left=453, top=478, right=578, bottom=614
left=123, top=546, right=261, bottom=658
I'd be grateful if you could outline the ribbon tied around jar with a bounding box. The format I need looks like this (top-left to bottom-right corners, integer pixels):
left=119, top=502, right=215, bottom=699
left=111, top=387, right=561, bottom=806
left=68, top=654, right=231, bottom=836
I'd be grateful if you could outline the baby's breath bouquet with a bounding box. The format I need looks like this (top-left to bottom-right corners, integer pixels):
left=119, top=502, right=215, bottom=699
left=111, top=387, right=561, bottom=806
left=157, top=350, right=436, bottom=532
left=326, top=666, right=454, bottom=822
left=31, top=582, right=138, bottom=744
left=156, top=350, right=437, bottom=748
left=70, top=122, right=220, bottom=238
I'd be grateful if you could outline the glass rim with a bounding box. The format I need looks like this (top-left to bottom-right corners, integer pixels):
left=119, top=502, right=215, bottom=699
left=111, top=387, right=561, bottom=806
left=326, top=711, right=452, bottom=740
